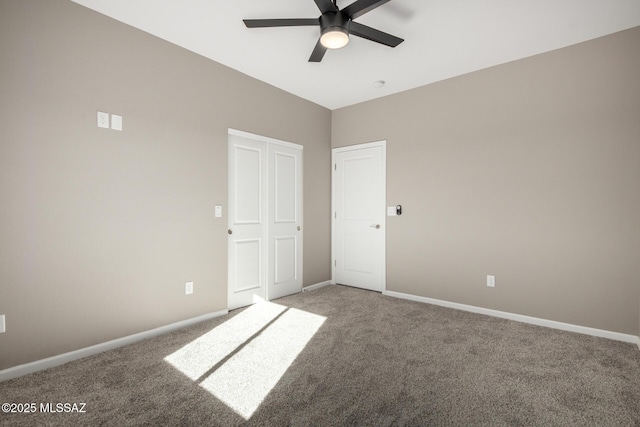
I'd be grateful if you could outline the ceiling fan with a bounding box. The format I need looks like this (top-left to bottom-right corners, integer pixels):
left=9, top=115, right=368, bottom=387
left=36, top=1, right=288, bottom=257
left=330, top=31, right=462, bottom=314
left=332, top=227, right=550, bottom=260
left=243, top=0, right=404, bottom=62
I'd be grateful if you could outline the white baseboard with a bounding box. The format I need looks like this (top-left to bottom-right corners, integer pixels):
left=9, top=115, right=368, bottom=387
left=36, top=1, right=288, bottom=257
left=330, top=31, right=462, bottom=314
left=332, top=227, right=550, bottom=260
left=303, top=280, right=334, bottom=292
left=383, top=290, right=640, bottom=346
left=0, top=309, right=228, bottom=383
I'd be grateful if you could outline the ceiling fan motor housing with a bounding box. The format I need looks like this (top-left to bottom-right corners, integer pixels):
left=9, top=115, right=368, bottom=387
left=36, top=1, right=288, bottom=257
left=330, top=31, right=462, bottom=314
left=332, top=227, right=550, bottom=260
left=320, top=11, right=350, bottom=33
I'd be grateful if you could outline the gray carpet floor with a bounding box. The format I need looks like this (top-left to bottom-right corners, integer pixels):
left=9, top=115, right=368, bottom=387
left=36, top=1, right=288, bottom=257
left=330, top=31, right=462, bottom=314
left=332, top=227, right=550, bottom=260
left=1, top=284, right=639, bottom=426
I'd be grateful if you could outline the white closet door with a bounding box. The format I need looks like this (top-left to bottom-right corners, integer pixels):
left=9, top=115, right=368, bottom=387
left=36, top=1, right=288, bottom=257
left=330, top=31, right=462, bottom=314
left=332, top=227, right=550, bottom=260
left=228, top=130, right=303, bottom=310
left=228, top=134, right=267, bottom=310
left=267, top=143, right=303, bottom=300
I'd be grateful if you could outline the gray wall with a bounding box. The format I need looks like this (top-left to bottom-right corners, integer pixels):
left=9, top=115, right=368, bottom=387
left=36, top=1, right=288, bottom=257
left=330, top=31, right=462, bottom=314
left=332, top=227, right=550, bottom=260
left=0, top=0, right=331, bottom=370
left=333, top=27, right=640, bottom=336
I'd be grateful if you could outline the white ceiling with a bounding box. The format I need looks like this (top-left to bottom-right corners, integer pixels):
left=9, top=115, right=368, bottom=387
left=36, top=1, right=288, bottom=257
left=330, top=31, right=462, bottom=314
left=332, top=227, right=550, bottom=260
left=71, top=0, right=640, bottom=110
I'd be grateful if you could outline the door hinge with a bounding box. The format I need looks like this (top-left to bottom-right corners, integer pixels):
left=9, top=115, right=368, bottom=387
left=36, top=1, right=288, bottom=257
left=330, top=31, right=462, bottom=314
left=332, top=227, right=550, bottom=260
left=334, top=260, right=336, bottom=267
left=334, top=212, right=337, bottom=219
left=334, top=164, right=337, bottom=171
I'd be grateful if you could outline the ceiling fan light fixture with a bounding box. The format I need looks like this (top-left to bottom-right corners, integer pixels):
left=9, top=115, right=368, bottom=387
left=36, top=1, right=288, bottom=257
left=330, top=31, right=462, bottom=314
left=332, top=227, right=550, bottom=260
left=320, top=27, right=349, bottom=49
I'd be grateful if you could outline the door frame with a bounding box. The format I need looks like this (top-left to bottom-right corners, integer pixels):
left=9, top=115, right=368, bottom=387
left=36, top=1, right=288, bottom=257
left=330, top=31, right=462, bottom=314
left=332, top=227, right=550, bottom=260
left=228, top=128, right=303, bottom=309
left=331, top=140, right=386, bottom=292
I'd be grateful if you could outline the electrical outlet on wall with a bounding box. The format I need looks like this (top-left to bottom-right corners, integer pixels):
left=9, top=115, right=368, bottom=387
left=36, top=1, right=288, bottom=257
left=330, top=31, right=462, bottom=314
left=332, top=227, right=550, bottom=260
left=185, top=281, right=194, bottom=295
left=97, top=111, right=109, bottom=128
left=487, top=275, right=496, bottom=288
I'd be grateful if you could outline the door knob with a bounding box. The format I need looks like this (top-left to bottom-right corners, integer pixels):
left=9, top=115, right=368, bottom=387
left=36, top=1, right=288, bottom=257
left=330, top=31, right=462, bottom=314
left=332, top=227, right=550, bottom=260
left=370, top=224, right=380, bottom=229
left=228, top=229, right=233, bottom=235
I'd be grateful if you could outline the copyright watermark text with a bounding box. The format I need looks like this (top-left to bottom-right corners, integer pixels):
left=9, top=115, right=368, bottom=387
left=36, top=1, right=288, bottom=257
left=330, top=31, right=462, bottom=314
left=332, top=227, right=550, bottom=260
left=2, top=402, right=87, bottom=414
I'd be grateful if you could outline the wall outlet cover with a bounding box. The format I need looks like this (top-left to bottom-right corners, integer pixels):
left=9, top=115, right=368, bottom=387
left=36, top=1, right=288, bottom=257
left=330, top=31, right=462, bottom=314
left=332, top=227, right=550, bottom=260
left=487, top=275, right=496, bottom=287
left=97, top=111, right=109, bottom=129
left=185, top=281, right=194, bottom=295
left=0, top=314, right=5, bottom=333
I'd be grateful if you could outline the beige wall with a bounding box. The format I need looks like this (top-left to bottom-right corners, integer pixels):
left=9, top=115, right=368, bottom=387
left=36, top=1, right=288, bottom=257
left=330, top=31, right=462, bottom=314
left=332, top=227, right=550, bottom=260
left=0, top=0, right=331, bottom=370
left=333, top=27, right=640, bottom=336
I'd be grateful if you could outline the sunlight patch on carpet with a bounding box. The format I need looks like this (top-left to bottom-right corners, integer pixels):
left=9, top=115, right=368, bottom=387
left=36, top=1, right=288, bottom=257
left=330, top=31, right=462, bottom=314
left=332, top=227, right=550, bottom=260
left=200, top=306, right=325, bottom=419
left=164, top=301, right=326, bottom=420
left=164, top=301, right=286, bottom=380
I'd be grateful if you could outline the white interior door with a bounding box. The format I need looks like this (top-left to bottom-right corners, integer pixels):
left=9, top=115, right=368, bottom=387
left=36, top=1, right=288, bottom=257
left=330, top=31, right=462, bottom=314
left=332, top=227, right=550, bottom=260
left=267, top=143, right=303, bottom=300
left=333, top=141, right=386, bottom=292
left=228, top=130, right=303, bottom=310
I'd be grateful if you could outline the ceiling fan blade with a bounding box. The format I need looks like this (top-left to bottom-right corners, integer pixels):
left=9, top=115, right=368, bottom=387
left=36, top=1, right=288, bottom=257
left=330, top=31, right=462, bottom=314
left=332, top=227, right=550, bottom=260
left=314, top=0, right=339, bottom=14
left=308, top=38, right=328, bottom=62
left=342, top=0, right=390, bottom=19
left=243, top=18, right=319, bottom=28
left=349, top=21, right=403, bottom=47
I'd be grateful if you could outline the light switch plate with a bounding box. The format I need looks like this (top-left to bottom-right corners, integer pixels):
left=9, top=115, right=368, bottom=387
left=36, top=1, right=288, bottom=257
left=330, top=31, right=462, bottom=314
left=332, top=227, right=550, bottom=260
left=111, top=114, right=123, bottom=131
left=387, top=206, right=397, bottom=216
left=97, top=111, right=109, bottom=128
left=185, top=282, right=194, bottom=295
left=215, top=205, right=222, bottom=218
left=0, top=314, right=5, bottom=333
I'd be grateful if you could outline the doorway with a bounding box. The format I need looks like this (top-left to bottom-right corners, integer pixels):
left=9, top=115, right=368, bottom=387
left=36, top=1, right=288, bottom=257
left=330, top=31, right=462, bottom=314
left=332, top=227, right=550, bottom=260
left=228, top=129, right=303, bottom=310
left=332, top=141, right=386, bottom=292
